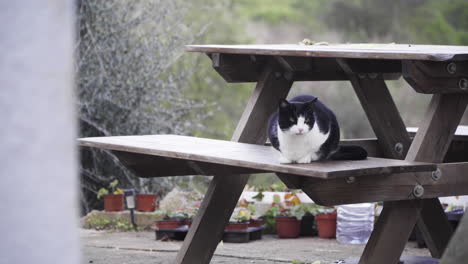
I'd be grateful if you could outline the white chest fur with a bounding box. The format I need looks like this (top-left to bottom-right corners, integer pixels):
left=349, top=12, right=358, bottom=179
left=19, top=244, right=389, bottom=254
left=277, top=120, right=330, bottom=163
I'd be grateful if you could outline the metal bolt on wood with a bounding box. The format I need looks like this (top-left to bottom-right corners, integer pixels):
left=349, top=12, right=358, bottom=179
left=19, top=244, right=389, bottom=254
left=447, top=62, right=457, bottom=74
left=431, top=169, right=442, bottom=181
left=413, top=185, right=424, bottom=198
left=394, top=142, right=404, bottom=155
left=368, top=73, right=378, bottom=79
left=346, top=176, right=356, bottom=184
left=459, top=78, right=468, bottom=90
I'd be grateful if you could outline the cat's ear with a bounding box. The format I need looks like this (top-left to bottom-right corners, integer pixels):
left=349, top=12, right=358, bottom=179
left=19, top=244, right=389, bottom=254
left=306, top=97, right=318, bottom=107
left=279, top=99, right=290, bottom=109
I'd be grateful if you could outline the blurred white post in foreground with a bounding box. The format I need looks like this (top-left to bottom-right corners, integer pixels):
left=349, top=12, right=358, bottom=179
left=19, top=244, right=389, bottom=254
left=0, top=1, right=79, bottom=264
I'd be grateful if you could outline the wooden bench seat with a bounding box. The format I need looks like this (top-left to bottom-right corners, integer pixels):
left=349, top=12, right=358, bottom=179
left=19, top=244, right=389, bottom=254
left=78, top=134, right=436, bottom=179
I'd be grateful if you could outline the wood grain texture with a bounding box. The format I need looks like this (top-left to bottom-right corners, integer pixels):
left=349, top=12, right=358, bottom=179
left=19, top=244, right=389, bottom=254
left=440, top=208, right=468, bottom=264
left=175, top=62, right=293, bottom=264
left=406, top=94, right=468, bottom=163
left=112, top=151, right=265, bottom=177
left=405, top=94, right=468, bottom=258
left=340, top=136, right=468, bottom=162
left=403, top=60, right=468, bottom=94
left=301, top=162, right=468, bottom=206
left=358, top=200, right=423, bottom=264
left=338, top=62, right=421, bottom=264
left=210, top=53, right=265, bottom=82
left=208, top=53, right=403, bottom=82
left=338, top=58, right=412, bottom=159
left=78, top=135, right=436, bottom=179
left=187, top=44, right=468, bottom=61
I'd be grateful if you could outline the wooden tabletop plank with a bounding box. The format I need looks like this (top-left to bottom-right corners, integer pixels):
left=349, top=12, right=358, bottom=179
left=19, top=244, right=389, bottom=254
left=186, top=44, right=468, bottom=61
left=78, top=135, right=436, bottom=179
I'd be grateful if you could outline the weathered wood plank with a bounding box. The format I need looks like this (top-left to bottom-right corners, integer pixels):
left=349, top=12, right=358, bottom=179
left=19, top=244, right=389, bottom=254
left=338, top=60, right=422, bottom=264
left=210, top=53, right=265, bottom=82
left=340, top=137, right=468, bottom=162
left=440, top=210, right=468, bottom=264
left=78, top=135, right=436, bottom=179
left=406, top=95, right=468, bottom=163
left=209, top=55, right=401, bottom=82
left=301, top=162, right=468, bottom=206
left=187, top=44, right=468, bottom=61
left=405, top=94, right=468, bottom=258
left=358, top=200, right=423, bottom=264
left=337, top=58, right=412, bottom=159
left=112, top=151, right=265, bottom=177
left=175, top=62, right=293, bottom=264
left=403, top=60, right=468, bottom=94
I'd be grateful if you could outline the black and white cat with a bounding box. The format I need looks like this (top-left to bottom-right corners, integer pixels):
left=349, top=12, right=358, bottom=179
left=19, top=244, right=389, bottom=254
left=267, top=94, right=367, bottom=163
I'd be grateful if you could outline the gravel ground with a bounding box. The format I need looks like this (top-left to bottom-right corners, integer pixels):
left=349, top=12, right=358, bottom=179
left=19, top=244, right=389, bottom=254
left=81, top=229, right=433, bottom=264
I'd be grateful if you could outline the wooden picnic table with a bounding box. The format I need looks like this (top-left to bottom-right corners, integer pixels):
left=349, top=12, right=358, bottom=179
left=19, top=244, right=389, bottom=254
left=79, top=43, right=468, bottom=264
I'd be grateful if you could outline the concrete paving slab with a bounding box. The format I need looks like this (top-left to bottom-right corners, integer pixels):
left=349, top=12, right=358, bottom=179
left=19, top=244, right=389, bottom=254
left=81, top=229, right=432, bottom=264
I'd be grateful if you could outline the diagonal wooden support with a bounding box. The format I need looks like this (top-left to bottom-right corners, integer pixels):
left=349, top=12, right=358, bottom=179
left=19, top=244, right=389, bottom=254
left=338, top=59, right=421, bottom=264
left=341, top=56, right=468, bottom=262
left=175, top=61, right=293, bottom=264
left=440, top=212, right=468, bottom=264
left=406, top=94, right=468, bottom=258
left=337, top=58, right=411, bottom=159
left=358, top=200, right=423, bottom=264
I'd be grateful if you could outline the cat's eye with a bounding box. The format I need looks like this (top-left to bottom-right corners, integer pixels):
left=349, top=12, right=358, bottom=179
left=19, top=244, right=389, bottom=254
left=289, top=117, right=295, bottom=123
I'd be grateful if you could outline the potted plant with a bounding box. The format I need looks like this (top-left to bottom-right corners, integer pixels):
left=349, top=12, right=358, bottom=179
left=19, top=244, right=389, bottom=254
left=135, top=193, right=158, bottom=212
left=316, top=206, right=337, bottom=238
left=154, top=210, right=188, bottom=230
left=247, top=204, right=263, bottom=228
left=275, top=204, right=305, bottom=238
left=225, top=207, right=250, bottom=231
left=97, top=179, right=124, bottom=212
left=262, top=204, right=280, bottom=234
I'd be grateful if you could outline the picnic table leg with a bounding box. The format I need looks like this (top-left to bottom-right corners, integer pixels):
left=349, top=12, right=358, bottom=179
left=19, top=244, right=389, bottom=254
left=405, top=94, right=468, bottom=258
left=356, top=91, right=466, bottom=262
left=340, top=60, right=468, bottom=262
left=342, top=72, right=419, bottom=264
left=175, top=62, right=292, bottom=264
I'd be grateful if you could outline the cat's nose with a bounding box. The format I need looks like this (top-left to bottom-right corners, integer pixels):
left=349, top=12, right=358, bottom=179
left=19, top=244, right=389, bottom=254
left=298, top=128, right=304, bottom=133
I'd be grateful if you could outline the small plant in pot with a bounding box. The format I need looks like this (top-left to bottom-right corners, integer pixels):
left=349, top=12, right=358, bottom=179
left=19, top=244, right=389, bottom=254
left=225, top=207, right=250, bottom=231
left=262, top=204, right=280, bottom=234
left=247, top=204, right=263, bottom=228
left=97, top=179, right=124, bottom=212
left=275, top=205, right=305, bottom=238
left=316, top=206, right=337, bottom=238
left=154, top=210, right=188, bottom=230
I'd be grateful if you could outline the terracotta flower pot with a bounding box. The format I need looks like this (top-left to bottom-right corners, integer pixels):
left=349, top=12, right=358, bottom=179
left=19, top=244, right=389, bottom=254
left=103, top=194, right=124, bottom=212
left=156, top=220, right=184, bottom=230
left=276, top=216, right=300, bottom=238
left=249, top=219, right=264, bottom=228
left=136, top=194, right=157, bottom=212
left=316, top=212, right=337, bottom=238
left=225, top=222, right=249, bottom=231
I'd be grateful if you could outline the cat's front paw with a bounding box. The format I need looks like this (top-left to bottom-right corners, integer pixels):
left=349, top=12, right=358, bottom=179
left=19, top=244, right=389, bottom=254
left=296, top=155, right=312, bottom=164
left=278, top=155, right=293, bottom=164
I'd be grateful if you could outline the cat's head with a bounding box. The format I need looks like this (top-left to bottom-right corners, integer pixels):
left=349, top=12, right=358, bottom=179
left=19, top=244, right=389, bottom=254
left=278, top=98, right=318, bottom=136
